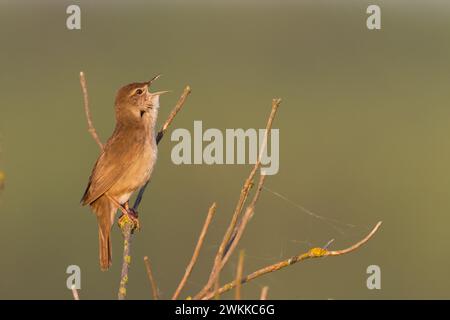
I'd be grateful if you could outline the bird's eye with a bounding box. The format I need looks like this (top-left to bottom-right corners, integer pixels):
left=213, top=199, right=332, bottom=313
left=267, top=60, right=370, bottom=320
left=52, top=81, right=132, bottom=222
left=135, top=89, right=143, bottom=95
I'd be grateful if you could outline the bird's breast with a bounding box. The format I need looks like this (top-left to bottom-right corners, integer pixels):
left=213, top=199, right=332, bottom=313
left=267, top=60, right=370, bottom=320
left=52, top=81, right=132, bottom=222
left=108, top=135, right=157, bottom=204
left=129, top=137, right=157, bottom=188
left=139, top=139, right=158, bottom=185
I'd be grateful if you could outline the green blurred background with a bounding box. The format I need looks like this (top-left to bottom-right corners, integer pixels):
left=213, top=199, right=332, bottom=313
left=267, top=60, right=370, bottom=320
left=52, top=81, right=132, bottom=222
left=0, top=0, right=449, bottom=299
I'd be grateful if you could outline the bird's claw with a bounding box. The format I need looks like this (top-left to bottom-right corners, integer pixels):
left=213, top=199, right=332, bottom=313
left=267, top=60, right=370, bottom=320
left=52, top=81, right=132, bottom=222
left=118, top=209, right=140, bottom=234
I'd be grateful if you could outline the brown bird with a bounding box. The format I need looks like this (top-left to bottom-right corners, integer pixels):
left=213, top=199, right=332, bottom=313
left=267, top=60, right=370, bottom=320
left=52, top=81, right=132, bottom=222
left=81, top=76, right=167, bottom=271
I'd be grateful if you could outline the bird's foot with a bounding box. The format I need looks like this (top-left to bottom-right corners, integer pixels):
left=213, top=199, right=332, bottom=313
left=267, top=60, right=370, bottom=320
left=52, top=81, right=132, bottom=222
left=118, top=208, right=140, bottom=234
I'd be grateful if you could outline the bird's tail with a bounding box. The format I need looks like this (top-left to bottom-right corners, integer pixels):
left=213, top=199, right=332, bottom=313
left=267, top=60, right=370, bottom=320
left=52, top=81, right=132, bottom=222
left=91, top=196, right=114, bottom=271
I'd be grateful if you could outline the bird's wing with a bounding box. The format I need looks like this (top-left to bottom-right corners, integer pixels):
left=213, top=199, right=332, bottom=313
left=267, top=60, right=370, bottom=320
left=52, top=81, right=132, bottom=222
left=81, top=129, right=144, bottom=205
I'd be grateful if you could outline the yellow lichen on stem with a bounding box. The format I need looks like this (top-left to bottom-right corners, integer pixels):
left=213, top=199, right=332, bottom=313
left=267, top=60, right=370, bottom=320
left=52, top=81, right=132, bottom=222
left=118, top=224, right=133, bottom=300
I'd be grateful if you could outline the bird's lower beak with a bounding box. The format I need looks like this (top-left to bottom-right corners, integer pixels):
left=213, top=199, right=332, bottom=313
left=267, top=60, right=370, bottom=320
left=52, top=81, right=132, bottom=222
left=151, top=90, right=170, bottom=96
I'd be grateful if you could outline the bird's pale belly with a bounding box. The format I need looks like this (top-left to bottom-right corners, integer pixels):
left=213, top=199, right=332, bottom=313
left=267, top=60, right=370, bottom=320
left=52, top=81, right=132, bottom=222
left=107, top=142, right=157, bottom=205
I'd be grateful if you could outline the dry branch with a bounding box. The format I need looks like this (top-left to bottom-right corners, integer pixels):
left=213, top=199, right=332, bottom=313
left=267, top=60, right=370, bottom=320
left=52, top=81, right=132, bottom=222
left=117, top=224, right=132, bottom=300
left=202, top=221, right=383, bottom=300
left=172, top=202, right=217, bottom=300
left=144, top=256, right=160, bottom=300
left=71, top=285, right=80, bottom=300
left=260, top=286, right=269, bottom=300
left=194, top=99, right=281, bottom=300
left=235, top=250, right=245, bottom=300
left=79, top=72, right=103, bottom=150
left=213, top=274, right=220, bottom=300
left=219, top=175, right=266, bottom=270
left=157, top=86, right=192, bottom=143
left=222, top=99, right=281, bottom=256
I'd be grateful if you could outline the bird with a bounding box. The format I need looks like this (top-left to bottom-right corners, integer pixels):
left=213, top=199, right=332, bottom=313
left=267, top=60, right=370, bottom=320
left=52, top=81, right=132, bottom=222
left=81, top=76, right=167, bottom=271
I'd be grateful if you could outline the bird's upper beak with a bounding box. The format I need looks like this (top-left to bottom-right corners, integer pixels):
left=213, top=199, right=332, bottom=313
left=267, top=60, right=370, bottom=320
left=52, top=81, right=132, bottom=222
left=146, top=74, right=162, bottom=86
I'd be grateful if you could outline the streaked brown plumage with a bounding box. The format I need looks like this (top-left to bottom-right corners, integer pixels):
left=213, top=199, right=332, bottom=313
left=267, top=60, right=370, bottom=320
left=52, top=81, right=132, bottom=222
left=81, top=78, right=166, bottom=271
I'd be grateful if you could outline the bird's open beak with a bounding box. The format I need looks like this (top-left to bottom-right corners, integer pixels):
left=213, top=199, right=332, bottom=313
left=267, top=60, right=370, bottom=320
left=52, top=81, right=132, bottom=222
left=146, top=75, right=170, bottom=96
left=146, top=75, right=169, bottom=109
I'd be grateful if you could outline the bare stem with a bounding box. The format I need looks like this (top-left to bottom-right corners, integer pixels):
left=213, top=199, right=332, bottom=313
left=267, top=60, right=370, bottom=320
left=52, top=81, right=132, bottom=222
left=144, top=256, right=159, bottom=300
left=172, top=202, right=217, bottom=300
left=71, top=285, right=80, bottom=300
left=235, top=250, right=245, bottom=300
left=195, top=99, right=281, bottom=299
left=157, top=86, right=192, bottom=143
left=219, top=175, right=266, bottom=269
left=118, top=223, right=132, bottom=300
left=213, top=274, right=221, bottom=300
left=79, top=71, right=103, bottom=150
left=202, top=221, right=383, bottom=300
left=260, top=286, right=269, bottom=300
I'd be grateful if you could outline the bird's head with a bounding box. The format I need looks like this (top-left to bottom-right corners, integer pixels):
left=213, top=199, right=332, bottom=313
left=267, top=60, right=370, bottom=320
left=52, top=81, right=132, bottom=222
left=115, top=75, right=168, bottom=124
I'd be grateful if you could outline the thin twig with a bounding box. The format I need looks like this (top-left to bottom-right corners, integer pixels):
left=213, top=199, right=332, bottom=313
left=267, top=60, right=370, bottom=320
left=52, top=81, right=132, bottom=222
left=213, top=274, right=221, bottom=300
left=79, top=71, right=103, bottom=150
left=260, top=286, right=269, bottom=300
left=323, top=238, right=335, bottom=250
left=220, top=175, right=266, bottom=268
left=144, top=256, right=159, bottom=300
left=222, top=99, right=281, bottom=255
left=172, top=202, right=217, bottom=300
left=235, top=250, right=245, bottom=300
left=196, top=176, right=266, bottom=300
left=326, top=222, right=382, bottom=256
left=202, top=221, right=383, bottom=300
left=117, top=223, right=132, bottom=300
left=71, top=285, right=80, bottom=300
left=195, top=99, right=281, bottom=299
left=220, top=99, right=280, bottom=257
left=157, top=86, right=192, bottom=143
left=195, top=174, right=267, bottom=299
